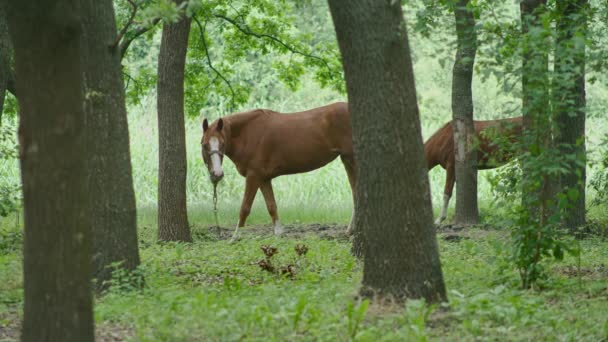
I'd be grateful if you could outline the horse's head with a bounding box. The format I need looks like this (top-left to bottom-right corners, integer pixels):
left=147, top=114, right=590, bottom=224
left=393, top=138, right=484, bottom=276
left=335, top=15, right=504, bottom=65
left=201, top=118, right=226, bottom=184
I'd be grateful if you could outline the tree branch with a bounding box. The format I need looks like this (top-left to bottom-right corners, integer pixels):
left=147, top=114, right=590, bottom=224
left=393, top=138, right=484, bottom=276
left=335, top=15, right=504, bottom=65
left=192, top=16, right=236, bottom=110
left=112, top=0, right=140, bottom=51
left=118, top=17, right=161, bottom=59
left=213, top=13, right=338, bottom=79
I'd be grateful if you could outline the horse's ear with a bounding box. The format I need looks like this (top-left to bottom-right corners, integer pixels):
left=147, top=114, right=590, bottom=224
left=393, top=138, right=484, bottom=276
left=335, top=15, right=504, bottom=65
left=217, top=118, right=224, bottom=131
left=202, top=119, right=209, bottom=132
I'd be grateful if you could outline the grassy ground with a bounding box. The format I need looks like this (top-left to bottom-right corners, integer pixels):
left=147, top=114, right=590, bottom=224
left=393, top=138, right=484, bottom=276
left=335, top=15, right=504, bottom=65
left=1, top=209, right=607, bottom=341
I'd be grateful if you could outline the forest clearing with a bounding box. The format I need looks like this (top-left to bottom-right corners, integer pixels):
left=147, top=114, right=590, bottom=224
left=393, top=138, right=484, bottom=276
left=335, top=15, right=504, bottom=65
left=1, top=0, right=608, bottom=341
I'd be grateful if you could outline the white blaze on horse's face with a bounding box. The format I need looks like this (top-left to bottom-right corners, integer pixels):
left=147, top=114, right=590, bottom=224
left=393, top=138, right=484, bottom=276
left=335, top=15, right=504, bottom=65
left=209, top=137, right=224, bottom=179
left=202, top=117, right=226, bottom=184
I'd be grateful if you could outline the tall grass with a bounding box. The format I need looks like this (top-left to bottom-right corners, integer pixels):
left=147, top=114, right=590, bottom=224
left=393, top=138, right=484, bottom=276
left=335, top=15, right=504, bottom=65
left=1, top=42, right=607, bottom=227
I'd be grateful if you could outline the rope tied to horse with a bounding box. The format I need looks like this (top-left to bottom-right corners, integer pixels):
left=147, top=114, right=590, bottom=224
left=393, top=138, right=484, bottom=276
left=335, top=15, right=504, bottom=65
left=212, top=182, right=219, bottom=228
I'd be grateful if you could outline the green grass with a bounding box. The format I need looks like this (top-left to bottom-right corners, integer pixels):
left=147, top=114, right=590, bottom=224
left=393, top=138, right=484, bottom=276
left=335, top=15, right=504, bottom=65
left=1, top=210, right=607, bottom=341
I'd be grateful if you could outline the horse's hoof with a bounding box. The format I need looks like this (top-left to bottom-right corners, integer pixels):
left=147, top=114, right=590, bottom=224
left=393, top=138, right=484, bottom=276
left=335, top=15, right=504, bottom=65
left=273, top=223, right=284, bottom=236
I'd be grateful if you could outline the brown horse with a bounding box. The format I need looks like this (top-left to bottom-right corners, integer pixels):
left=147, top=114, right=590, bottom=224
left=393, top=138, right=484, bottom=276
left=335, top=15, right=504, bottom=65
left=424, top=116, right=523, bottom=224
left=201, top=102, right=356, bottom=239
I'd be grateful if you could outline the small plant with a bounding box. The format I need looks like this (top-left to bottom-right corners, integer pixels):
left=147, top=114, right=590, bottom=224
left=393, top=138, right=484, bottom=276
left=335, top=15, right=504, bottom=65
left=402, top=299, right=436, bottom=340
left=261, top=245, right=278, bottom=258
left=279, top=264, right=296, bottom=278
left=294, top=244, right=308, bottom=256
left=346, top=299, right=369, bottom=340
left=257, top=259, right=275, bottom=273
left=0, top=228, right=22, bottom=255
left=256, top=244, right=309, bottom=279
left=291, top=296, right=307, bottom=331
left=102, top=261, right=146, bottom=294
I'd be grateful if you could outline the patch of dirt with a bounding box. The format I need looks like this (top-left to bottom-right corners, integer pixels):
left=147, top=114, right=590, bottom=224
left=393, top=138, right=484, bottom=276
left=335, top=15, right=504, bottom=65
left=196, top=223, right=351, bottom=241
left=556, top=264, right=608, bottom=280
left=0, top=307, right=20, bottom=342
left=435, top=223, right=498, bottom=242
left=0, top=307, right=133, bottom=342
left=573, top=221, right=608, bottom=239
left=96, top=322, right=134, bottom=342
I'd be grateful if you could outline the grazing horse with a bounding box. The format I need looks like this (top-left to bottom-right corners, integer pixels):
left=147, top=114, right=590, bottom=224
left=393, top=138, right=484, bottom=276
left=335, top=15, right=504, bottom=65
left=201, top=102, right=356, bottom=239
left=424, top=116, right=523, bottom=224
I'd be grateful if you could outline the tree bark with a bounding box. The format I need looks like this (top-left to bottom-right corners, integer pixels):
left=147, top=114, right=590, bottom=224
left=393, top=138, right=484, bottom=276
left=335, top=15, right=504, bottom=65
left=554, top=0, right=587, bottom=230
left=328, top=0, right=447, bottom=303
left=157, top=3, right=192, bottom=242
left=81, top=0, right=141, bottom=290
left=520, top=0, right=550, bottom=217
left=452, top=0, right=479, bottom=225
left=7, top=1, right=94, bottom=341
left=0, top=2, right=10, bottom=123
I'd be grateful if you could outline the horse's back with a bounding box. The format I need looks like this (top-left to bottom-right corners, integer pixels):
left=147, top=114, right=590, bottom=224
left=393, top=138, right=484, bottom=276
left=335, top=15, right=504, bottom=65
left=247, top=102, right=352, bottom=177
left=425, top=116, right=522, bottom=170
left=262, top=102, right=351, bottom=147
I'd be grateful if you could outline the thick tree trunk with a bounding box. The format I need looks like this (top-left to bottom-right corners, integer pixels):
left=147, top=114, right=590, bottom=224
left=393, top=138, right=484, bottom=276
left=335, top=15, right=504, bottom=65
left=7, top=1, right=94, bottom=341
left=157, top=5, right=192, bottom=242
left=0, top=2, right=10, bottom=122
left=452, top=0, right=479, bottom=225
left=81, top=0, right=141, bottom=290
left=520, top=0, right=550, bottom=217
left=328, top=0, right=447, bottom=303
left=554, top=0, right=587, bottom=231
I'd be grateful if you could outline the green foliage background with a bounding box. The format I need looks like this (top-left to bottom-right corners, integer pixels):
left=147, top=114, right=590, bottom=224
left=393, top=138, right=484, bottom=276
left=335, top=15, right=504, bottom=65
left=1, top=0, right=607, bottom=225
left=113, top=0, right=608, bottom=228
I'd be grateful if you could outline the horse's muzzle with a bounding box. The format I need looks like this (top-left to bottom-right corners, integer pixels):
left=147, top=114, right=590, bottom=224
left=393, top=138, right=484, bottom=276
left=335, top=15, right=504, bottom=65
left=210, top=172, right=224, bottom=185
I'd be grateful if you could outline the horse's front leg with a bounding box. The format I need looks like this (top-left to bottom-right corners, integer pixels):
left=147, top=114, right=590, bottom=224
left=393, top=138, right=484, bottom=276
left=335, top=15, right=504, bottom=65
left=260, top=180, right=283, bottom=236
left=231, top=175, right=260, bottom=241
left=436, top=164, right=455, bottom=225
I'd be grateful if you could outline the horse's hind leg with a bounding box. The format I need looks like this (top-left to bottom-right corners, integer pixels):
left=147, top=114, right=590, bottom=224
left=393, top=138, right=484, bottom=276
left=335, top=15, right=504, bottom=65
left=340, top=155, right=357, bottom=235
left=260, top=180, right=283, bottom=236
left=232, top=176, right=260, bottom=241
left=436, top=163, right=455, bottom=225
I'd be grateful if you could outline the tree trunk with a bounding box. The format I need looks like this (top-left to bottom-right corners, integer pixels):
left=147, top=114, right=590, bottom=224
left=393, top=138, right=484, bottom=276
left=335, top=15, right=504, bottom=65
left=554, top=0, right=587, bottom=231
left=452, top=0, right=479, bottom=225
left=0, top=2, right=10, bottom=122
left=7, top=1, right=94, bottom=341
left=328, top=0, right=447, bottom=303
left=81, top=0, right=141, bottom=290
left=520, top=0, right=550, bottom=216
left=157, top=4, right=192, bottom=242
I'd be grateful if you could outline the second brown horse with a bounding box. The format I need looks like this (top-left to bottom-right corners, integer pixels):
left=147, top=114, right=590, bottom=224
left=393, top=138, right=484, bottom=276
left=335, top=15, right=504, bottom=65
left=201, top=102, right=356, bottom=239
left=425, top=116, right=523, bottom=224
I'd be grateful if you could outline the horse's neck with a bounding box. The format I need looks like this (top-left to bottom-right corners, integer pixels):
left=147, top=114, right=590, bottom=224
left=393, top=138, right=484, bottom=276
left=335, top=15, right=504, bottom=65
left=225, top=110, right=266, bottom=158
left=424, top=144, right=439, bottom=170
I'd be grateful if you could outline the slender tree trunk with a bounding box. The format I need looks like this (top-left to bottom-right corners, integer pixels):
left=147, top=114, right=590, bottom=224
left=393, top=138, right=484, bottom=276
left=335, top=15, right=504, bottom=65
left=328, top=0, right=447, bottom=303
left=452, top=0, right=479, bottom=225
left=7, top=1, right=94, bottom=341
left=0, top=2, right=10, bottom=123
left=520, top=0, right=550, bottom=216
left=157, top=4, right=192, bottom=242
left=81, top=0, right=141, bottom=290
left=554, top=0, right=587, bottom=231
